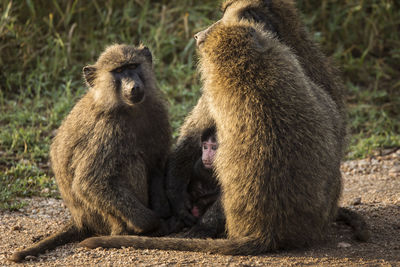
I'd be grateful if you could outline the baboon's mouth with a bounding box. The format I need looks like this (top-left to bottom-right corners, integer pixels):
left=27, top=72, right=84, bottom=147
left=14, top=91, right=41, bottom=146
left=203, top=161, right=213, bottom=168
left=130, top=93, right=145, bottom=104
left=196, top=40, right=204, bottom=48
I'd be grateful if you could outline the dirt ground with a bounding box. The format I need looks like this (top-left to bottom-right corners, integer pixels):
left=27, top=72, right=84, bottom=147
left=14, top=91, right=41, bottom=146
left=1, top=149, right=399, bottom=266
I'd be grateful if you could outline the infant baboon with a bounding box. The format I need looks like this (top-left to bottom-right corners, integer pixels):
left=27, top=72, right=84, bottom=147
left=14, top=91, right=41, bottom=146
left=10, top=44, right=171, bottom=262
left=166, top=95, right=216, bottom=228
left=186, top=126, right=220, bottom=219
left=80, top=15, right=347, bottom=254
left=172, top=126, right=225, bottom=239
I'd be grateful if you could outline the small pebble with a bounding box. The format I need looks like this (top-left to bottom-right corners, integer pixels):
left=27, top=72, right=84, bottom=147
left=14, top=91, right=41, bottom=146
left=337, top=242, right=351, bottom=248
left=12, top=225, right=22, bottom=231
left=351, top=197, right=362, bottom=205
left=389, top=165, right=400, bottom=175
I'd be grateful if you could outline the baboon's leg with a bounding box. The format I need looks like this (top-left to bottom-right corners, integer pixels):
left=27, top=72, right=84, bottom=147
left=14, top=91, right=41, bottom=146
left=72, top=174, right=160, bottom=234
left=107, top=214, right=129, bottom=235
left=149, top=167, right=171, bottom=219
left=10, top=222, right=88, bottom=262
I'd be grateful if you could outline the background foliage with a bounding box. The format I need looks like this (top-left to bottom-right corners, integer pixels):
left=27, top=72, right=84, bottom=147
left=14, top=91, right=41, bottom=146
left=1, top=0, right=399, bottom=209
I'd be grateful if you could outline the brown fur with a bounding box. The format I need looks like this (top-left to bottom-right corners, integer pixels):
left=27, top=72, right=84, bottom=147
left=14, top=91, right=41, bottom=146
left=222, top=0, right=347, bottom=149
left=10, top=44, right=171, bottom=262
left=218, top=0, right=368, bottom=242
left=166, top=0, right=348, bottom=232
left=80, top=13, right=345, bottom=254
left=167, top=0, right=368, bottom=241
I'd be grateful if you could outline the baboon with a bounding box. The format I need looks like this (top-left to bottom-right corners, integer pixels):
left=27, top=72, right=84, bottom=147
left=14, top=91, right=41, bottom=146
left=80, top=14, right=352, bottom=254
left=171, top=126, right=225, bottom=238
left=186, top=126, right=220, bottom=219
left=10, top=44, right=171, bottom=262
left=166, top=95, right=216, bottom=228
left=167, top=0, right=368, bottom=240
left=166, top=0, right=348, bottom=231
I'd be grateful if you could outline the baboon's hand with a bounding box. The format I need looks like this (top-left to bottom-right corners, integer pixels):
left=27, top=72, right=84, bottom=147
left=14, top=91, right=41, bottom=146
left=178, top=209, right=197, bottom=226
left=170, top=199, right=197, bottom=226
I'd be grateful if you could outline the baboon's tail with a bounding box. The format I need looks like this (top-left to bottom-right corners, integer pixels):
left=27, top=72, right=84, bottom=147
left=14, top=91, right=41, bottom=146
left=10, top=222, right=88, bottom=262
left=80, top=236, right=267, bottom=255
left=337, top=207, right=370, bottom=241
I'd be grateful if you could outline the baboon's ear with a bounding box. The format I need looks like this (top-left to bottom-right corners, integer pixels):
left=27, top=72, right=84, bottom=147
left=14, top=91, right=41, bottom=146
left=141, top=47, right=152, bottom=64
left=83, top=65, right=96, bottom=88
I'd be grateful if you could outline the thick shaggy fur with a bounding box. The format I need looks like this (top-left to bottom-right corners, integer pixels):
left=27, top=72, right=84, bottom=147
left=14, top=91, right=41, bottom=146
left=165, top=0, right=350, bottom=236
left=10, top=44, right=171, bottom=262
left=222, top=0, right=347, bottom=151
left=80, top=16, right=345, bottom=254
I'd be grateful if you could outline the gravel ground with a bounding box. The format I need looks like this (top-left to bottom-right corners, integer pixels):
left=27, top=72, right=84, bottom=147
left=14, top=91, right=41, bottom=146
left=1, top=149, right=399, bottom=266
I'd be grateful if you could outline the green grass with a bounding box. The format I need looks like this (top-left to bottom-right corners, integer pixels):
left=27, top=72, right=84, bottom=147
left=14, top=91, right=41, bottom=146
left=298, top=0, right=400, bottom=158
left=0, top=0, right=399, bottom=210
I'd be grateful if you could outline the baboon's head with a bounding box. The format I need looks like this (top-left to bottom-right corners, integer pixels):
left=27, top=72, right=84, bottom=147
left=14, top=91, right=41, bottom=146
left=195, top=0, right=298, bottom=48
left=194, top=2, right=291, bottom=94
left=83, top=44, right=155, bottom=108
left=194, top=4, right=273, bottom=62
left=194, top=0, right=279, bottom=51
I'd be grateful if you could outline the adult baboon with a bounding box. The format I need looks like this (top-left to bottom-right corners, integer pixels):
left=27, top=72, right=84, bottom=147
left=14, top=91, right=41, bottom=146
left=166, top=0, right=348, bottom=232
left=10, top=44, right=171, bottom=262
left=80, top=15, right=348, bottom=254
left=167, top=0, right=368, bottom=241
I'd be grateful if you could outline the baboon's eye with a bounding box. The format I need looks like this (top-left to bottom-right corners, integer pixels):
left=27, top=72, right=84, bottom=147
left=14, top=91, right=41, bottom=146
left=127, top=63, right=139, bottom=70
left=113, top=66, right=124, bottom=73
left=112, top=63, right=139, bottom=73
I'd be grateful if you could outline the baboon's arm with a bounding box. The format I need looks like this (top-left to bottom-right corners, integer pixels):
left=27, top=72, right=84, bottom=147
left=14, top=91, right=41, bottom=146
left=166, top=94, right=215, bottom=226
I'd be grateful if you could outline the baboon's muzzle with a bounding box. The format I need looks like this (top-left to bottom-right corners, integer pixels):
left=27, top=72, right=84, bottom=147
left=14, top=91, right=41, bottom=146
left=130, top=84, right=145, bottom=103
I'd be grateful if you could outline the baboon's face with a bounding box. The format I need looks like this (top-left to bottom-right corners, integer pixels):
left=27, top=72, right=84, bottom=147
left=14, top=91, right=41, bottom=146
left=201, top=137, right=218, bottom=169
left=83, top=45, right=153, bottom=107
left=111, top=62, right=146, bottom=106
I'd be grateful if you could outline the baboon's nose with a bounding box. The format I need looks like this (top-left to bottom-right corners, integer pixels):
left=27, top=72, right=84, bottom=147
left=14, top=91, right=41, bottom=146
left=132, top=84, right=140, bottom=91
left=194, top=31, right=206, bottom=47
left=130, top=84, right=144, bottom=103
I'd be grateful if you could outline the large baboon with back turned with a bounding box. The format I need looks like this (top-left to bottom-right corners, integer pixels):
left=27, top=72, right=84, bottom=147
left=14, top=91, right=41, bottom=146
left=165, top=0, right=348, bottom=233
left=80, top=11, right=352, bottom=254
left=166, top=0, right=367, bottom=241
left=10, top=44, right=171, bottom=262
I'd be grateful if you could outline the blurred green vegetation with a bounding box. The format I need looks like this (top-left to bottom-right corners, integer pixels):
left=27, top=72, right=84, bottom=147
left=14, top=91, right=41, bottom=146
left=0, top=0, right=399, bottom=209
